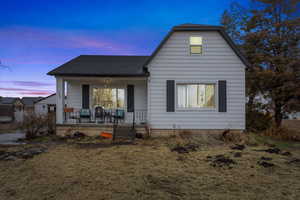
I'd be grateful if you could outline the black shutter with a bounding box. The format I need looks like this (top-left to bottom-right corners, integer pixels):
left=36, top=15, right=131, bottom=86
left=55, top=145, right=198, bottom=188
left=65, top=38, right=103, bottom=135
left=166, top=80, right=175, bottom=112
left=218, top=80, right=227, bottom=112
left=82, top=84, right=90, bottom=109
left=127, top=85, right=134, bottom=112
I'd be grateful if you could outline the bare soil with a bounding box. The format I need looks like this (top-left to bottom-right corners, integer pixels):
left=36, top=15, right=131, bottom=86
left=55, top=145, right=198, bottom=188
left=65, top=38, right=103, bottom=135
left=0, top=135, right=300, bottom=200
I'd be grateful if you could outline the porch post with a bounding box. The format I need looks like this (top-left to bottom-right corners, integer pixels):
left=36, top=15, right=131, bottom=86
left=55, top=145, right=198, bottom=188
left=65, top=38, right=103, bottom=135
left=56, top=77, right=65, bottom=124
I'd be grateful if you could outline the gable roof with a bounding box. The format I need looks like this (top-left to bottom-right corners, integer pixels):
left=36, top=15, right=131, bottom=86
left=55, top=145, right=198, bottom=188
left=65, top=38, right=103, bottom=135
left=47, top=55, right=150, bottom=77
left=22, top=97, right=43, bottom=106
left=0, top=97, right=20, bottom=105
left=143, top=23, right=250, bottom=68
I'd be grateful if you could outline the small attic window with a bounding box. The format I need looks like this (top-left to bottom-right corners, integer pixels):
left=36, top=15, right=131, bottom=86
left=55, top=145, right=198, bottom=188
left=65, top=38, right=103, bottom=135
left=189, top=36, right=202, bottom=55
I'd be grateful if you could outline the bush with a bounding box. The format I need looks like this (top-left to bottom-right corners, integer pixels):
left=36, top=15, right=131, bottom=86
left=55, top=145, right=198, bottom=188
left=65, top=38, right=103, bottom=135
left=21, top=113, right=55, bottom=139
left=246, top=109, right=272, bottom=132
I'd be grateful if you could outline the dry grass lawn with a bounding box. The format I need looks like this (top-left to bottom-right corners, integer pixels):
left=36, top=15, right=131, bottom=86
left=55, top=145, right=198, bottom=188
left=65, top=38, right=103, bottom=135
left=0, top=135, right=300, bottom=200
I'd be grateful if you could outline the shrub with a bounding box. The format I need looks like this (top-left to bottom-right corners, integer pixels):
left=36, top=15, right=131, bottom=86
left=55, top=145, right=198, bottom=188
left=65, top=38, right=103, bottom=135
left=246, top=109, right=272, bottom=132
left=21, top=113, right=55, bottom=139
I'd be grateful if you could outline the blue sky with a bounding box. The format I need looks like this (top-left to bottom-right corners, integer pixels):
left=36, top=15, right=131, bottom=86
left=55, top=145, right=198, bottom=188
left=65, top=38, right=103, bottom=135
left=0, top=0, right=248, bottom=97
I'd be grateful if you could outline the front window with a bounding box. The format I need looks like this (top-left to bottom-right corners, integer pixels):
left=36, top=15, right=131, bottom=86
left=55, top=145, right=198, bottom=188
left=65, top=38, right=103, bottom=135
left=93, top=88, right=125, bottom=109
left=177, top=83, right=215, bottom=109
left=190, top=36, right=202, bottom=54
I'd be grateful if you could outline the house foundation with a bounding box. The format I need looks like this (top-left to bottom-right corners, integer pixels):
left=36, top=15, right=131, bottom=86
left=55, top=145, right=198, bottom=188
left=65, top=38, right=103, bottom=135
left=56, top=124, right=243, bottom=138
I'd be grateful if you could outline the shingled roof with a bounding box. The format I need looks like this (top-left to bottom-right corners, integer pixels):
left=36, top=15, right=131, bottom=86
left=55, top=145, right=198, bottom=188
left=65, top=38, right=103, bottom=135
left=47, top=55, right=150, bottom=77
left=0, top=97, right=20, bottom=105
left=22, top=97, right=43, bottom=106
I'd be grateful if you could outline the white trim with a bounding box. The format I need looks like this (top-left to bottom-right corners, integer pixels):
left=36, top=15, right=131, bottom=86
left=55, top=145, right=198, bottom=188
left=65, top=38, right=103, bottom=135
left=188, top=35, right=203, bottom=56
left=174, top=80, right=218, bottom=112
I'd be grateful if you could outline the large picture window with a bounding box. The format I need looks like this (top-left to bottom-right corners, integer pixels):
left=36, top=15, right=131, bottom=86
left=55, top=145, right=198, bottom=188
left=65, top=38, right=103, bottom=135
left=177, top=83, right=215, bottom=109
left=93, top=88, right=124, bottom=109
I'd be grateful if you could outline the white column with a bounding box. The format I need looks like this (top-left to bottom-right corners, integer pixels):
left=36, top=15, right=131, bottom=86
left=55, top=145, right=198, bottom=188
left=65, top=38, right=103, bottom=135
left=56, top=77, right=65, bottom=124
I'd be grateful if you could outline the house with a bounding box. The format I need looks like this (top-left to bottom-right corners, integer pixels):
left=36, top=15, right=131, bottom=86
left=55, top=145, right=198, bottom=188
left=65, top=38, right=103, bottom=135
left=48, top=24, right=247, bottom=137
left=0, top=97, right=24, bottom=123
left=34, top=93, right=56, bottom=115
left=21, top=97, right=43, bottom=115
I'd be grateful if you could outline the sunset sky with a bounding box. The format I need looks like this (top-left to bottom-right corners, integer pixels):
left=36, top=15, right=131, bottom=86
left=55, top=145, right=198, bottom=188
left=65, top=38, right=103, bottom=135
left=0, top=0, right=248, bottom=97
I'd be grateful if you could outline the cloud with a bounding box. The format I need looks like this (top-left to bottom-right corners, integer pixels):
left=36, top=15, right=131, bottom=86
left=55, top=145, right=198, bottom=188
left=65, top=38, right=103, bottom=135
left=0, top=26, right=149, bottom=66
left=0, top=87, right=54, bottom=96
left=0, top=81, right=54, bottom=87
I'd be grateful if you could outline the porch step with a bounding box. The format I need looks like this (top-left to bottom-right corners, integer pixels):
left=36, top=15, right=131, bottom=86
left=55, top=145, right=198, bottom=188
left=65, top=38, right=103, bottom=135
left=113, top=125, right=136, bottom=141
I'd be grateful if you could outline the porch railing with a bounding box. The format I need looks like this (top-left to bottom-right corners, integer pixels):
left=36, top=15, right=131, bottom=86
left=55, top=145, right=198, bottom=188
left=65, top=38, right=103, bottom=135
left=134, top=109, right=147, bottom=124
left=63, top=108, right=147, bottom=124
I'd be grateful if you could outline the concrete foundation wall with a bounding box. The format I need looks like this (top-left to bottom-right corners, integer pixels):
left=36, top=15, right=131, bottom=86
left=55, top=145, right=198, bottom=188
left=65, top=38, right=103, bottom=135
left=56, top=124, right=242, bottom=138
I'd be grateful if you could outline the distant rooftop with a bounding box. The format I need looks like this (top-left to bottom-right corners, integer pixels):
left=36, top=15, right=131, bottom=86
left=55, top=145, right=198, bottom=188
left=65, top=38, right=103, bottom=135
left=0, top=97, right=19, bottom=105
left=22, top=97, right=43, bottom=106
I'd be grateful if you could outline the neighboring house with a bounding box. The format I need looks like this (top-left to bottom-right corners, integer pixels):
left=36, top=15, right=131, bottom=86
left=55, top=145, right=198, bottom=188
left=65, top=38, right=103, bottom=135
left=0, top=97, right=24, bottom=123
left=21, top=97, right=43, bottom=115
left=48, top=24, right=247, bottom=136
left=34, top=93, right=56, bottom=115
left=288, top=112, right=300, bottom=120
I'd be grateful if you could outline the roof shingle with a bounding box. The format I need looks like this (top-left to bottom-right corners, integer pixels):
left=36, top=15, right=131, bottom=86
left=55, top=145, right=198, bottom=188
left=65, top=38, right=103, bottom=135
left=47, top=55, right=149, bottom=77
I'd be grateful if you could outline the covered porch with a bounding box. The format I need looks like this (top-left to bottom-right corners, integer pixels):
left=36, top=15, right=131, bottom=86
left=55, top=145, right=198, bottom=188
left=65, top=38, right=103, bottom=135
left=56, top=76, right=148, bottom=126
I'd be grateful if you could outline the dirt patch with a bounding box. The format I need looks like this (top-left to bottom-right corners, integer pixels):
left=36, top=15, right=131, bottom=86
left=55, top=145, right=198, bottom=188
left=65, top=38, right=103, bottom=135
left=260, top=156, right=272, bottom=161
left=255, top=147, right=281, bottom=154
left=265, top=148, right=281, bottom=154
left=233, top=152, right=242, bottom=157
left=257, top=161, right=275, bottom=168
left=281, top=151, right=292, bottom=156
left=287, top=158, right=300, bottom=166
left=231, top=144, right=246, bottom=150
left=171, top=143, right=200, bottom=153
left=207, top=154, right=236, bottom=168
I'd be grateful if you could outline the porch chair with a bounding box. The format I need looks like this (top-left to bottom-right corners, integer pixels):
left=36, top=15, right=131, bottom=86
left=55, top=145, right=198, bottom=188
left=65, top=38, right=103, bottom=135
left=79, top=109, right=91, bottom=123
left=114, top=109, right=125, bottom=124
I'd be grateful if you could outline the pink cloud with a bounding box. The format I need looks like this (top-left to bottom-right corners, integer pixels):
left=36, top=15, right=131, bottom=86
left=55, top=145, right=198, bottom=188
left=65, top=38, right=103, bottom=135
left=0, top=87, right=54, bottom=97
left=0, top=26, right=142, bottom=52
left=0, top=26, right=148, bottom=65
left=0, top=81, right=54, bottom=87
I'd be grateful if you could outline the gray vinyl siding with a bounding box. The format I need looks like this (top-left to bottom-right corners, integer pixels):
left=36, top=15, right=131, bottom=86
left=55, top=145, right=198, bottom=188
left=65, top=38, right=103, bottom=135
left=147, top=31, right=245, bottom=130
